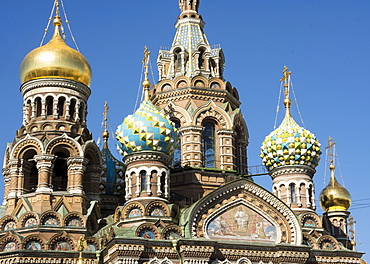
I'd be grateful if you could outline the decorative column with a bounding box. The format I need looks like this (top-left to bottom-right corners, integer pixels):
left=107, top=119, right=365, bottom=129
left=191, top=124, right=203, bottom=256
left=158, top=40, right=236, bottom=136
left=180, top=126, right=202, bottom=167
left=35, top=154, right=56, bottom=193
left=217, top=129, right=234, bottom=171
left=2, top=168, right=10, bottom=205
left=67, top=156, right=88, bottom=194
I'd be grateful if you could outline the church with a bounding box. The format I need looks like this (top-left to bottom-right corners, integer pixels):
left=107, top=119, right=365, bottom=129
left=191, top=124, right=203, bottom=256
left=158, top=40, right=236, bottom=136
left=0, top=0, right=366, bottom=263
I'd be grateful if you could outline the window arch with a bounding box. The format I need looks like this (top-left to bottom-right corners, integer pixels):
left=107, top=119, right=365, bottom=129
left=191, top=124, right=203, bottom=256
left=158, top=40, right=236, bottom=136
left=46, top=96, right=53, bottom=116
left=202, top=121, right=216, bottom=168
left=35, top=97, right=42, bottom=117
left=140, top=170, right=147, bottom=192
left=57, top=97, right=65, bottom=117
left=69, top=99, right=76, bottom=121
left=290, top=183, right=296, bottom=203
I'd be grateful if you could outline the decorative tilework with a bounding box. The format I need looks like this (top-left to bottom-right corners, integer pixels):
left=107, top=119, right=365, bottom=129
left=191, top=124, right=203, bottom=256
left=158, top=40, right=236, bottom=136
left=260, top=115, right=321, bottom=171
left=116, top=100, right=178, bottom=156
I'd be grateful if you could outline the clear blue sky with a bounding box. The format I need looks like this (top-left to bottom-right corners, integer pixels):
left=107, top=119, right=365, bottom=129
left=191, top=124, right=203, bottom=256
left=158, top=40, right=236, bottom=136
left=1, top=0, right=369, bottom=257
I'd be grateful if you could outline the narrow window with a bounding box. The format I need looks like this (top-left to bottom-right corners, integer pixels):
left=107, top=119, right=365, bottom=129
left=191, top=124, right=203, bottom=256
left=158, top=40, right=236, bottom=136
left=69, top=99, right=76, bottom=120
left=290, top=183, right=296, bottom=203
left=78, top=102, right=85, bottom=122
left=161, top=172, right=166, bottom=194
left=46, top=96, right=53, bottom=116
left=52, top=152, right=68, bottom=191
left=57, top=97, right=65, bottom=117
left=140, top=170, right=147, bottom=192
left=202, top=121, right=215, bottom=168
left=35, top=97, right=42, bottom=117
left=172, top=120, right=181, bottom=167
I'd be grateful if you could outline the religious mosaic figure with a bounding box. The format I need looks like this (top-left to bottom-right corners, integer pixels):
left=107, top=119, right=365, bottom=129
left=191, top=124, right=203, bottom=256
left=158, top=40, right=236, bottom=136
left=150, top=207, right=165, bottom=216
left=234, top=206, right=248, bottom=229
left=54, top=241, right=70, bottom=251
left=129, top=208, right=142, bottom=218
left=67, top=218, right=82, bottom=227
left=25, top=217, right=37, bottom=227
left=44, top=217, right=58, bottom=226
left=4, top=242, right=16, bottom=251
left=26, top=241, right=41, bottom=250
left=4, top=221, right=16, bottom=230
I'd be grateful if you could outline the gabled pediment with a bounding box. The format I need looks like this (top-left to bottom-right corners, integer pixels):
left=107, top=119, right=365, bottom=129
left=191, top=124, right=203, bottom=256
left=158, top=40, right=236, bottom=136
left=181, top=179, right=302, bottom=245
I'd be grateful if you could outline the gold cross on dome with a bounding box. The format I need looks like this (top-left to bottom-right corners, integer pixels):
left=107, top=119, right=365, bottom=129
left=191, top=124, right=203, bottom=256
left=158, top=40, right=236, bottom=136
left=103, top=101, right=109, bottom=130
left=326, top=136, right=336, bottom=165
left=280, top=66, right=292, bottom=83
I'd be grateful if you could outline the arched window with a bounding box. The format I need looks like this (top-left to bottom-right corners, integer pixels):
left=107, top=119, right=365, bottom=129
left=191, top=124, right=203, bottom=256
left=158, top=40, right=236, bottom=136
left=57, top=97, right=65, bottom=117
left=69, top=99, right=76, bottom=120
left=198, top=47, right=206, bottom=69
left=290, top=183, right=296, bottom=203
left=52, top=152, right=68, bottom=191
left=174, top=49, right=182, bottom=71
left=202, top=121, right=216, bottom=168
left=22, top=149, right=38, bottom=193
left=46, top=96, right=53, bottom=116
left=35, top=97, right=42, bottom=117
left=140, top=170, right=147, bottom=192
left=172, top=120, right=181, bottom=168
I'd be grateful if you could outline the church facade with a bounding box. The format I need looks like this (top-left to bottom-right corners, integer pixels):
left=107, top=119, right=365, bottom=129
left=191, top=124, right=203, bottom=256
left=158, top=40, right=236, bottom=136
left=0, top=1, right=365, bottom=264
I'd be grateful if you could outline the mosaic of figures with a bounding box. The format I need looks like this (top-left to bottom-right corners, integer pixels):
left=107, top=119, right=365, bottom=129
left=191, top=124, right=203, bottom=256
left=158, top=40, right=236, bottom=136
left=206, top=205, right=277, bottom=242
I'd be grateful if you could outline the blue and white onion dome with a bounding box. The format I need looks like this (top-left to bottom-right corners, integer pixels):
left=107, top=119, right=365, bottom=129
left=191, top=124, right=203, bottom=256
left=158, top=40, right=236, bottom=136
left=116, top=99, right=179, bottom=157
left=260, top=103, right=321, bottom=172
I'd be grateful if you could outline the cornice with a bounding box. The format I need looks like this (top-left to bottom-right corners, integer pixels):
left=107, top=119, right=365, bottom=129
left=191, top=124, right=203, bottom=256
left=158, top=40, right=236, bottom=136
left=20, top=78, right=91, bottom=100
left=124, top=151, right=172, bottom=166
left=270, top=165, right=316, bottom=179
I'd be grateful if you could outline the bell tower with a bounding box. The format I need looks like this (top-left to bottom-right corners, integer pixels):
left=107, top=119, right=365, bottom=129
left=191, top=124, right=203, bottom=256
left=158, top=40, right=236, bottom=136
left=1, top=0, right=102, bottom=253
left=152, top=0, right=249, bottom=203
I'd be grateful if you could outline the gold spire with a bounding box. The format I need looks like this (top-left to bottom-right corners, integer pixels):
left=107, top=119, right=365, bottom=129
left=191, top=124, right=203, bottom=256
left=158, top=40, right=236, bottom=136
left=142, top=46, right=151, bottom=101
left=319, top=137, right=352, bottom=212
left=102, top=101, right=109, bottom=149
left=280, top=66, right=292, bottom=117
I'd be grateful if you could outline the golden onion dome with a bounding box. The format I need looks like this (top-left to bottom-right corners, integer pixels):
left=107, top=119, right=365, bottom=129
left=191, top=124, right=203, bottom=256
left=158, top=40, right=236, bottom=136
left=20, top=16, right=91, bottom=86
left=320, top=164, right=352, bottom=212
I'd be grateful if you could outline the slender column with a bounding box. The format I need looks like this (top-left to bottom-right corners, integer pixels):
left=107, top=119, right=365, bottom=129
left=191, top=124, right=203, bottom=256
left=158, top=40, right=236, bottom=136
left=179, top=126, right=203, bottom=167
left=164, top=172, right=169, bottom=199
left=296, top=185, right=302, bottom=207
left=6, top=159, right=20, bottom=199
left=67, top=157, right=88, bottom=194
left=41, top=99, right=46, bottom=119
left=217, top=129, right=234, bottom=171
left=35, top=154, right=56, bottom=193
left=65, top=101, right=71, bottom=120
left=31, top=101, right=36, bottom=120
left=53, top=99, right=58, bottom=119
left=2, top=168, right=10, bottom=204
left=74, top=101, right=80, bottom=122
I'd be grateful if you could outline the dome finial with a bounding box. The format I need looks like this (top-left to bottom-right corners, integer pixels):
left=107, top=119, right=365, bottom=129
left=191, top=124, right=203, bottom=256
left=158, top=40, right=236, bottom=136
left=102, top=101, right=109, bottom=149
left=52, top=0, right=62, bottom=36
left=280, top=66, right=292, bottom=117
left=142, top=46, right=151, bottom=101
left=320, top=137, right=352, bottom=212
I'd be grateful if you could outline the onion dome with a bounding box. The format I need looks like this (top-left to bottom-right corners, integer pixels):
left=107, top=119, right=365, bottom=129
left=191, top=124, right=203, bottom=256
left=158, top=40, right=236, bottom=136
left=100, top=102, right=126, bottom=196
left=320, top=164, right=352, bottom=212
left=260, top=67, right=321, bottom=171
left=116, top=56, right=178, bottom=157
left=20, top=13, right=92, bottom=86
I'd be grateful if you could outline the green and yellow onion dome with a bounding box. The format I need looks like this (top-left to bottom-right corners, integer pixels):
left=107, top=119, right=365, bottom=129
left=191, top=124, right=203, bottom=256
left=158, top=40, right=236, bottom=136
left=260, top=114, right=321, bottom=171
left=20, top=16, right=92, bottom=86
left=319, top=164, right=352, bottom=212
left=116, top=100, right=178, bottom=156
